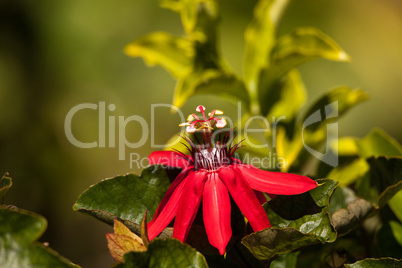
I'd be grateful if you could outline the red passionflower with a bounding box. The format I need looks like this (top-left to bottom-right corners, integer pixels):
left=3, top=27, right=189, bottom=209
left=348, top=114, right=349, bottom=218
left=147, top=105, right=317, bottom=255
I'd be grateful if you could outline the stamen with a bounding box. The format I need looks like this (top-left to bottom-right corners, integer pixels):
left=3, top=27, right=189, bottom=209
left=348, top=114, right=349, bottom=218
left=216, top=118, right=227, bottom=128
left=187, top=114, right=195, bottom=122
left=186, top=125, right=197, bottom=133
left=196, top=105, right=205, bottom=113
left=180, top=106, right=227, bottom=140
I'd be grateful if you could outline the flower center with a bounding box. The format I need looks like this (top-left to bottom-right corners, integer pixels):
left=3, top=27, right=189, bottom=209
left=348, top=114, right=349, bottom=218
left=179, top=105, right=241, bottom=171
left=179, top=105, right=227, bottom=152
left=193, top=148, right=232, bottom=171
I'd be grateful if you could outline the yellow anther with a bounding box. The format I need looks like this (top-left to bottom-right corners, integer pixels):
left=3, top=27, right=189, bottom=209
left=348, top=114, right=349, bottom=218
left=179, top=122, right=190, bottom=127
left=187, top=114, right=195, bottom=122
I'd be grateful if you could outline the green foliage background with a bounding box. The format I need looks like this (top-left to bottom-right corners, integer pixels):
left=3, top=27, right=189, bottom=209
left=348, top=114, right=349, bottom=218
left=0, top=0, right=402, bottom=267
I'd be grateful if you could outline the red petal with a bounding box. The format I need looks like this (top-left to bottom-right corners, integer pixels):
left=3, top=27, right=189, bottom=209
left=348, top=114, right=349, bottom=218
left=173, top=171, right=207, bottom=242
left=150, top=166, right=192, bottom=221
left=253, top=190, right=267, bottom=205
left=203, top=172, right=232, bottom=255
left=147, top=171, right=189, bottom=240
left=218, top=166, right=270, bottom=232
left=148, top=151, right=191, bottom=168
left=237, top=164, right=317, bottom=195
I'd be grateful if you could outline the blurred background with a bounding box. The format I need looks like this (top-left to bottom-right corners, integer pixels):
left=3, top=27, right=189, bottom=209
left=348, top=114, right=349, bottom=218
left=0, top=0, right=401, bottom=267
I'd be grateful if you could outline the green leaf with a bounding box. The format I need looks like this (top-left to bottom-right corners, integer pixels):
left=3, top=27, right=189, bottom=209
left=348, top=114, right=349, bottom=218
left=160, top=0, right=199, bottom=34
left=0, top=208, right=79, bottom=268
left=191, top=0, right=219, bottom=42
left=193, top=71, right=250, bottom=108
left=265, top=69, right=306, bottom=122
left=390, top=221, right=402, bottom=246
left=270, top=27, right=349, bottom=75
left=331, top=198, right=374, bottom=236
left=326, top=158, right=369, bottom=187
left=242, top=179, right=338, bottom=262
left=173, top=69, right=249, bottom=109
left=344, top=258, right=402, bottom=268
left=328, top=186, right=357, bottom=215
left=73, top=165, right=172, bottom=234
left=164, top=132, right=189, bottom=152
left=172, top=68, right=203, bottom=108
left=125, top=32, right=194, bottom=78
left=357, top=128, right=402, bottom=158
left=258, top=27, right=350, bottom=112
left=116, top=238, right=208, bottom=268
left=243, top=0, right=289, bottom=113
left=366, top=157, right=402, bottom=208
left=275, top=125, right=303, bottom=172
left=265, top=179, right=338, bottom=242
left=242, top=227, right=318, bottom=263
left=233, top=133, right=275, bottom=170
left=389, top=191, right=402, bottom=222
left=302, top=86, right=368, bottom=138
left=159, top=0, right=182, bottom=12
left=376, top=222, right=402, bottom=259
left=163, top=0, right=219, bottom=39
left=270, top=251, right=299, bottom=268
left=331, top=137, right=360, bottom=156
left=0, top=174, right=12, bottom=202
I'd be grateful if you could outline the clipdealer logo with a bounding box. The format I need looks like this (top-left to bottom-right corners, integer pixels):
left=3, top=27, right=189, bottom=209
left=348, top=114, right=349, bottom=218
left=64, top=101, right=339, bottom=169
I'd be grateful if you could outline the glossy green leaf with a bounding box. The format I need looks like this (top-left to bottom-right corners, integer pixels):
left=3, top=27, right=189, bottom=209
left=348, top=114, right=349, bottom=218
left=243, top=0, right=289, bottom=95
left=331, top=198, right=374, bottom=236
left=265, top=69, right=306, bottom=122
left=242, top=179, right=338, bottom=262
left=0, top=208, right=79, bottom=268
left=0, top=174, right=12, bottom=202
left=265, top=178, right=338, bottom=242
left=73, top=165, right=172, bottom=234
left=242, top=227, right=318, bottom=263
left=326, top=158, right=369, bottom=187
left=125, top=32, right=194, bottom=78
left=357, top=128, right=402, bottom=158
left=344, top=258, right=402, bottom=268
left=115, top=238, right=208, bottom=268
